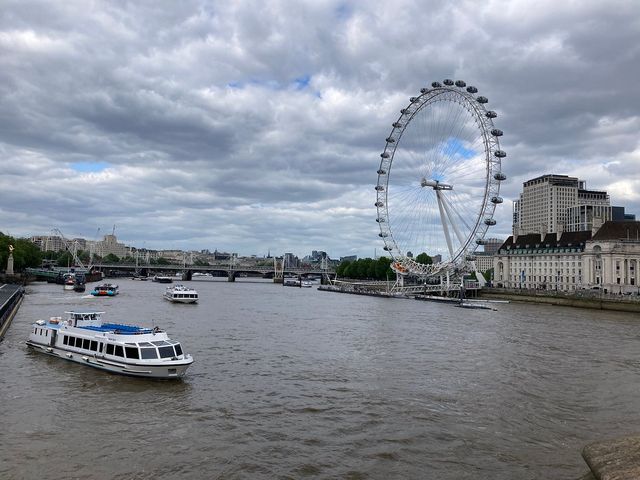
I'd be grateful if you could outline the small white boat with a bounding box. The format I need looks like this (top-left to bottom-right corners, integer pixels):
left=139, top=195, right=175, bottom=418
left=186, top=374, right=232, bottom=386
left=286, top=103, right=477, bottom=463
left=301, top=281, right=313, bottom=288
left=26, top=311, right=193, bottom=379
left=163, top=284, right=198, bottom=304
left=63, top=274, right=75, bottom=291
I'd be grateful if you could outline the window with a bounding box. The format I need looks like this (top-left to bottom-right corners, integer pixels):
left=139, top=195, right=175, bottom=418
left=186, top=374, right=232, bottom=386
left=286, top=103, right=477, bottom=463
left=114, top=345, right=124, bottom=357
left=174, top=344, right=183, bottom=356
left=106, top=343, right=114, bottom=355
left=140, top=348, right=158, bottom=359
left=63, top=336, right=68, bottom=345
left=75, top=337, right=83, bottom=348
left=158, top=346, right=175, bottom=358
left=90, top=341, right=98, bottom=351
left=83, top=339, right=90, bottom=350
left=125, top=347, right=140, bottom=359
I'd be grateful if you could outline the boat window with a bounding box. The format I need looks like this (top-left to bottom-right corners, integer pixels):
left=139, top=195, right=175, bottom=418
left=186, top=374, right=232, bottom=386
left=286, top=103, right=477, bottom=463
left=158, top=346, right=175, bottom=358
left=152, top=341, right=170, bottom=346
left=63, top=336, right=68, bottom=345
left=125, top=347, right=140, bottom=359
left=138, top=342, right=153, bottom=347
left=114, top=345, right=124, bottom=357
left=82, top=339, right=90, bottom=350
left=140, top=348, right=158, bottom=359
left=174, top=344, right=183, bottom=356
left=99, top=342, right=103, bottom=352
left=45, top=330, right=48, bottom=337
left=106, top=343, right=114, bottom=355
left=74, top=337, right=82, bottom=348
left=90, top=340, right=98, bottom=351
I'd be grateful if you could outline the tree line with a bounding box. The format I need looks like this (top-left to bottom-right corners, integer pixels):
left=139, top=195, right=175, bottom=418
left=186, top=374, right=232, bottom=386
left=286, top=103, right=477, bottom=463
left=335, top=253, right=432, bottom=280
left=0, top=232, right=42, bottom=271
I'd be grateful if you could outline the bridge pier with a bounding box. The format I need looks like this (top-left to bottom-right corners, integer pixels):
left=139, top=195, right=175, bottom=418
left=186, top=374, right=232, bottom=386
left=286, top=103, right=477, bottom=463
left=228, top=272, right=236, bottom=282
left=182, top=270, right=192, bottom=281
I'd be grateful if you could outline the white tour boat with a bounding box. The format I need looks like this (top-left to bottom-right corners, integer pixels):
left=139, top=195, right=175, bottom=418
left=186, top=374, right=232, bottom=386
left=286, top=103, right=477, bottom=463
left=163, top=284, right=198, bottom=304
left=26, top=311, right=194, bottom=379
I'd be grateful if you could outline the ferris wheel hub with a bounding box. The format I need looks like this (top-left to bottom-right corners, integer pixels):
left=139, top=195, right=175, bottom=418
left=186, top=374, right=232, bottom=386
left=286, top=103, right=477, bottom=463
left=420, top=178, right=453, bottom=190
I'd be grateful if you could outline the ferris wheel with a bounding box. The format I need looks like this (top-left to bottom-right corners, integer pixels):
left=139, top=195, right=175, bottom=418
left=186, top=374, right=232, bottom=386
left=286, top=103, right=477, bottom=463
left=375, top=79, right=507, bottom=277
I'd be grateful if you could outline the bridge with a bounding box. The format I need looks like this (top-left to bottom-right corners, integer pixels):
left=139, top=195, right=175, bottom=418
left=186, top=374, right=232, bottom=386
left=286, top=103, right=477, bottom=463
left=29, top=262, right=335, bottom=283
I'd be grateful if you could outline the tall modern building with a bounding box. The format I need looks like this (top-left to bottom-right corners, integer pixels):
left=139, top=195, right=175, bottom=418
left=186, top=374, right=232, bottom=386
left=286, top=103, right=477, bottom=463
left=513, top=174, right=613, bottom=236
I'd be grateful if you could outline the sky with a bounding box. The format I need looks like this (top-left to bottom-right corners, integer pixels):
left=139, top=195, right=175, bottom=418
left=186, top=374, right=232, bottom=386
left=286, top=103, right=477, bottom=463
left=1, top=0, right=639, bottom=259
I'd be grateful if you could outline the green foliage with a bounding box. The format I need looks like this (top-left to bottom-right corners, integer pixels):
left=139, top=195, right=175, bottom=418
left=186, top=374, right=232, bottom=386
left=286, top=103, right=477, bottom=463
left=415, top=252, right=432, bottom=265
left=56, top=251, right=74, bottom=267
left=0, top=235, right=42, bottom=271
left=155, top=257, right=171, bottom=265
left=193, top=259, right=210, bottom=266
left=103, top=253, right=121, bottom=264
left=336, top=257, right=393, bottom=280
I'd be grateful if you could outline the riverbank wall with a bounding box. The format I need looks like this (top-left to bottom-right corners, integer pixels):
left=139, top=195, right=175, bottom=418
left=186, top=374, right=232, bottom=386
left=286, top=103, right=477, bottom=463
left=479, top=288, right=640, bottom=313
left=0, top=284, right=25, bottom=340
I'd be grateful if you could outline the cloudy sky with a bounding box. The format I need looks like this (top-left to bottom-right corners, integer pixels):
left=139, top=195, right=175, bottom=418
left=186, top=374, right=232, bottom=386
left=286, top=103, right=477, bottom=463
left=1, top=0, right=638, bottom=259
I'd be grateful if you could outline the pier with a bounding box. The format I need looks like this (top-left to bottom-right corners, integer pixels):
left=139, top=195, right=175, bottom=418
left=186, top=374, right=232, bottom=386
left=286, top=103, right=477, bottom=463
left=0, top=284, right=25, bottom=340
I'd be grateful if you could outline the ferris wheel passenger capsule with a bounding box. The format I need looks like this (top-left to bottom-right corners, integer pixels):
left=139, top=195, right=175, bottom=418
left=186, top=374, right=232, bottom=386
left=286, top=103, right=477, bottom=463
left=476, top=238, right=487, bottom=245
left=431, top=82, right=442, bottom=88
left=380, top=152, right=389, bottom=158
left=379, top=232, right=388, bottom=238
left=491, top=129, right=503, bottom=137
left=477, top=96, right=488, bottom=104
left=383, top=246, right=392, bottom=251
left=494, top=172, right=507, bottom=181
left=443, top=79, right=454, bottom=86
left=494, top=150, right=507, bottom=158
left=484, top=218, right=497, bottom=226
left=386, top=137, right=395, bottom=143
left=455, top=80, right=466, bottom=87
left=375, top=185, right=385, bottom=191
left=377, top=169, right=386, bottom=175
left=392, top=122, right=402, bottom=128
left=376, top=217, right=386, bottom=223
left=420, top=88, right=428, bottom=93
left=466, top=86, right=478, bottom=93
left=491, top=196, right=504, bottom=204
left=486, top=111, right=497, bottom=118
left=375, top=201, right=384, bottom=207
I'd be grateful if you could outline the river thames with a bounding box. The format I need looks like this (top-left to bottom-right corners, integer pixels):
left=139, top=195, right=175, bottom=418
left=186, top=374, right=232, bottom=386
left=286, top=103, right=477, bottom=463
left=1, top=278, right=639, bottom=479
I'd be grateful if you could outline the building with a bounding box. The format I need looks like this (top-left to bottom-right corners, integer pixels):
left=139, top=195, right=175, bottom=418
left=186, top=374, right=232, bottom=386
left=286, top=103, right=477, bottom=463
left=582, top=221, right=640, bottom=294
left=494, top=221, right=640, bottom=293
left=493, top=231, right=591, bottom=291
left=31, top=235, right=66, bottom=252
left=474, top=252, right=494, bottom=274
left=96, top=234, right=128, bottom=258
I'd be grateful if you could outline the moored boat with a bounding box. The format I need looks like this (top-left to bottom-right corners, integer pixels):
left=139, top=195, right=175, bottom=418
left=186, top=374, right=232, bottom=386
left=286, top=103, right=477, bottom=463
left=153, top=275, right=173, bottom=283
left=26, top=311, right=193, bottom=379
left=90, top=283, right=119, bottom=296
left=163, top=284, right=198, bottom=304
left=63, top=274, right=75, bottom=291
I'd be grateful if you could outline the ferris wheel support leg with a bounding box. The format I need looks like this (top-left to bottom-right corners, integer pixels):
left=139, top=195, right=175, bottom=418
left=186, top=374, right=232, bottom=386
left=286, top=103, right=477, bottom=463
left=439, top=192, right=467, bottom=249
left=436, top=191, right=455, bottom=259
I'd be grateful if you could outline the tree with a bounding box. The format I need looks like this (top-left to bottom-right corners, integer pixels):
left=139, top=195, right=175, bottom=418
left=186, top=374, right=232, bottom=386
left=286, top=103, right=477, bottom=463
left=415, top=252, right=432, bottom=265
left=0, top=234, right=42, bottom=271
left=155, top=257, right=171, bottom=265
left=103, top=253, right=120, bottom=264
left=56, top=251, right=74, bottom=268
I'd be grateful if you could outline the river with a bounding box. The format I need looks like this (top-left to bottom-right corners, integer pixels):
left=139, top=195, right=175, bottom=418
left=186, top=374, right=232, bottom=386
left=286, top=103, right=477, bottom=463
left=1, top=278, right=639, bottom=479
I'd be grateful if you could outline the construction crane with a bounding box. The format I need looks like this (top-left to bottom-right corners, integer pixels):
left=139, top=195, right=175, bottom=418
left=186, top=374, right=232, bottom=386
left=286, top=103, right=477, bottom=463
left=51, top=228, right=87, bottom=269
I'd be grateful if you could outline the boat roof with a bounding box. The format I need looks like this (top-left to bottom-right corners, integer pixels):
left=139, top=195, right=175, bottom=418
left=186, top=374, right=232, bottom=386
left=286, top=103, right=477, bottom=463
left=78, top=322, right=154, bottom=335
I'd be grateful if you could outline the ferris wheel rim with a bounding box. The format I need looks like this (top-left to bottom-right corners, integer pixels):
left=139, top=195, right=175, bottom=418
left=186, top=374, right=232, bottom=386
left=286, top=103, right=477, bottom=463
left=375, top=80, right=506, bottom=276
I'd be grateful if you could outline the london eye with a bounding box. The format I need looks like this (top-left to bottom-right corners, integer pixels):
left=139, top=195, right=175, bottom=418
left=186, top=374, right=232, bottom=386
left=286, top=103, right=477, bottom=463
left=375, top=79, right=506, bottom=277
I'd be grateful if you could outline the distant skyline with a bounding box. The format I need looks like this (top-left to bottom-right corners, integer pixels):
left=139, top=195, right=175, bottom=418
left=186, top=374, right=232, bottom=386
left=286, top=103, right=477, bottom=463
left=1, top=1, right=639, bottom=258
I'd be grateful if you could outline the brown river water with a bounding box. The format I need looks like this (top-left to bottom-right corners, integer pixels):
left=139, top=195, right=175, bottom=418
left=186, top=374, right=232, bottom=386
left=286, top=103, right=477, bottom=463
left=1, top=278, right=639, bottom=479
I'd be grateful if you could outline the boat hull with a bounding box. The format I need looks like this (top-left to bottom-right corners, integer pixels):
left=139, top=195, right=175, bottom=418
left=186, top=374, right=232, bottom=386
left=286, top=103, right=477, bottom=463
left=163, top=295, right=198, bottom=304
left=26, top=341, right=193, bottom=379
